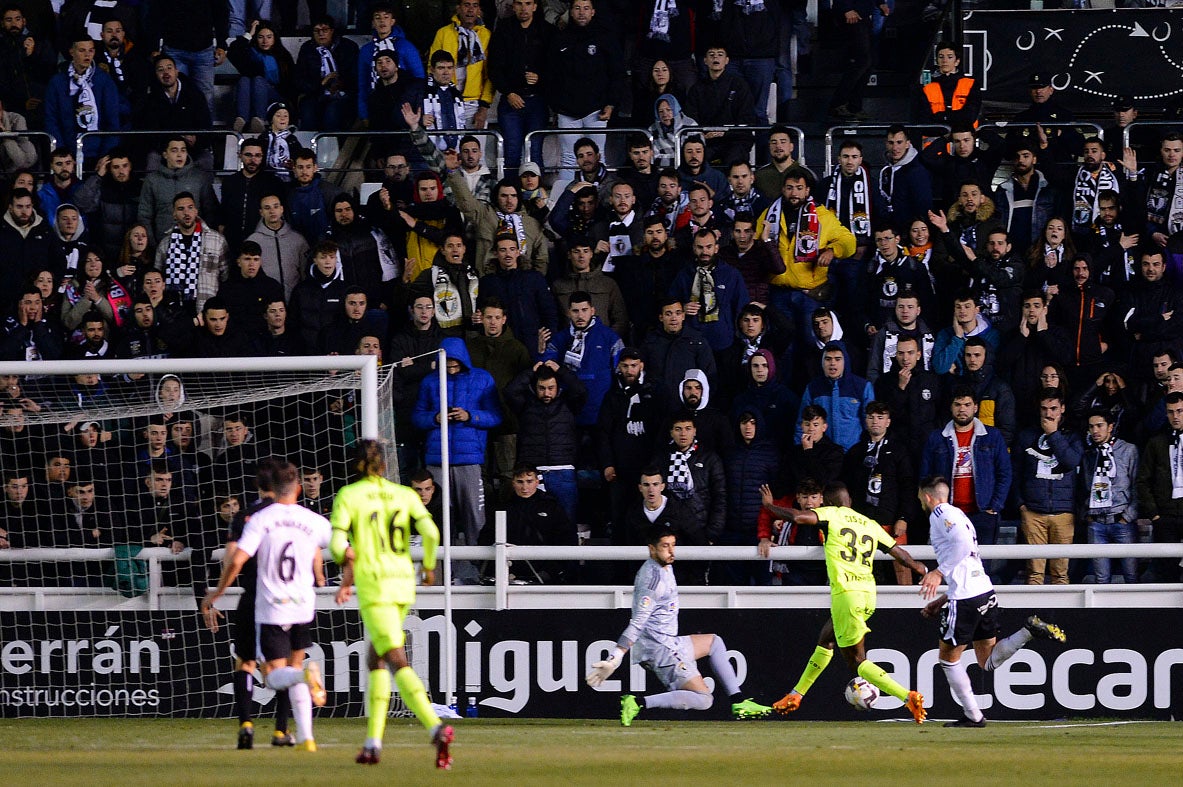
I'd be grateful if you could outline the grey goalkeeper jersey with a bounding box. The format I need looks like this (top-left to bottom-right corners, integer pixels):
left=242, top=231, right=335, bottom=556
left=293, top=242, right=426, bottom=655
left=617, top=558, right=680, bottom=660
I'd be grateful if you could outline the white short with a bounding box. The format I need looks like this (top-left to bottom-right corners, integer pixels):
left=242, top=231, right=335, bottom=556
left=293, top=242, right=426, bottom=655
left=639, top=635, right=700, bottom=691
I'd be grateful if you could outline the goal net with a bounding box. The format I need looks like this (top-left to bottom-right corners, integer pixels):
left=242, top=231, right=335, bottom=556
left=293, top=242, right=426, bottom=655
left=0, top=356, right=435, bottom=718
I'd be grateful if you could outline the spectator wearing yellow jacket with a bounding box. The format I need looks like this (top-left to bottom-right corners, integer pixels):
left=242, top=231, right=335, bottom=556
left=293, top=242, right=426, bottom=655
left=429, top=1, right=494, bottom=129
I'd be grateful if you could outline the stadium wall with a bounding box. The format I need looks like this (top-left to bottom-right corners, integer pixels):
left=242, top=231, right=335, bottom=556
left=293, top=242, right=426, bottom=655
left=3, top=601, right=1182, bottom=721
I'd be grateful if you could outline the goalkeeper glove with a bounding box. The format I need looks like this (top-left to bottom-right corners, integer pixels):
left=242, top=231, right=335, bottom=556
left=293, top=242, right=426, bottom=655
left=585, top=648, right=626, bottom=687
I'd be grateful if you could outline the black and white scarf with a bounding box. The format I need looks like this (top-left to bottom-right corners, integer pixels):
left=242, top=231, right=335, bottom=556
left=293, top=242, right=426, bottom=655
left=667, top=440, right=697, bottom=493
left=70, top=65, right=99, bottom=132
left=164, top=222, right=203, bottom=301
left=267, top=129, right=294, bottom=179
left=455, top=23, right=484, bottom=93
left=1092, top=220, right=1136, bottom=283
left=496, top=211, right=527, bottom=254
left=691, top=263, right=719, bottom=322
left=317, top=44, right=340, bottom=95
left=1146, top=166, right=1183, bottom=234
left=1072, top=164, right=1119, bottom=231
left=604, top=211, right=636, bottom=272
left=721, top=188, right=758, bottom=222
left=713, top=0, right=764, bottom=18
left=575, top=162, right=609, bottom=187
left=431, top=264, right=479, bottom=330
left=101, top=49, right=124, bottom=83
left=564, top=316, right=597, bottom=369
left=424, top=78, right=465, bottom=148
left=649, top=191, right=688, bottom=233
left=1027, top=433, right=1068, bottom=481
left=1172, top=430, right=1183, bottom=499
left=647, top=0, right=679, bottom=42
left=369, top=36, right=398, bottom=88
left=1095, top=438, right=1116, bottom=478
left=825, top=166, right=871, bottom=242
left=739, top=332, right=764, bottom=364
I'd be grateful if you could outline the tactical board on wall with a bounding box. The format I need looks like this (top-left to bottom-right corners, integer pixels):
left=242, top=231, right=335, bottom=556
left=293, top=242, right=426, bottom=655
left=961, top=8, right=1183, bottom=112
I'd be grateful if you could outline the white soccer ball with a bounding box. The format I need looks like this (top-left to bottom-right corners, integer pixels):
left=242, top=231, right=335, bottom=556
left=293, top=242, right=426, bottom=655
left=844, top=677, right=879, bottom=711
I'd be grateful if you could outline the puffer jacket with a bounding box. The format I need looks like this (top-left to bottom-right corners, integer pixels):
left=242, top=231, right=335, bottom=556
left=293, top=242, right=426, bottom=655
left=795, top=341, right=875, bottom=450
left=288, top=259, right=347, bottom=349
left=505, top=364, right=587, bottom=467
left=412, top=337, right=503, bottom=465
left=651, top=439, right=727, bottom=544
left=137, top=160, right=219, bottom=246
left=73, top=172, right=141, bottom=260
left=723, top=411, right=781, bottom=539
left=1013, top=426, right=1084, bottom=514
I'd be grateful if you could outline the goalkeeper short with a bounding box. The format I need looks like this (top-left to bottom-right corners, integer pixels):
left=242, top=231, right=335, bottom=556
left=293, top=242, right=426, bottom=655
left=638, top=635, right=699, bottom=691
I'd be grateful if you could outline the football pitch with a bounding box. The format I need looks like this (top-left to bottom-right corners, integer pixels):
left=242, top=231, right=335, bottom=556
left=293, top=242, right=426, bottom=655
left=4, top=717, right=1182, bottom=785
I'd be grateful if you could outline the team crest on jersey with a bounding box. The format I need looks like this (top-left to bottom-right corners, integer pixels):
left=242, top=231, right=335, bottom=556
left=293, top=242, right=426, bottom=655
left=868, top=475, right=882, bottom=495
left=921, top=388, right=932, bottom=400
left=883, top=279, right=898, bottom=297
left=640, top=596, right=652, bottom=608
left=588, top=44, right=597, bottom=55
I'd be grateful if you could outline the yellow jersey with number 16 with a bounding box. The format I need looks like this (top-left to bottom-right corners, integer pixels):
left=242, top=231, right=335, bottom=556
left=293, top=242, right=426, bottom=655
left=329, top=476, right=440, bottom=605
left=812, top=506, right=896, bottom=595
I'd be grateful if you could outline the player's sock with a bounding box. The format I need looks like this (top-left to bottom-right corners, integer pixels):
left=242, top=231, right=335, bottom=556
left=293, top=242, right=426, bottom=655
left=275, top=687, right=291, bottom=734
left=366, top=668, right=392, bottom=747
left=793, top=646, right=833, bottom=696
left=856, top=659, right=909, bottom=702
left=288, top=683, right=313, bottom=744
left=707, top=635, right=742, bottom=697
left=233, top=669, right=253, bottom=725
left=641, top=690, right=713, bottom=711
left=939, top=659, right=984, bottom=722
left=984, top=628, right=1033, bottom=672
left=394, top=666, right=441, bottom=733
left=266, top=666, right=302, bottom=690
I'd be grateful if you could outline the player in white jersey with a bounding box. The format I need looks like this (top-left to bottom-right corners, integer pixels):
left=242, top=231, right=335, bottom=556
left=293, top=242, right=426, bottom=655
left=585, top=525, right=772, bottom=725
left=203, top=460, right=332, bottom=750
left=918, top=476, right=1068, bottom=727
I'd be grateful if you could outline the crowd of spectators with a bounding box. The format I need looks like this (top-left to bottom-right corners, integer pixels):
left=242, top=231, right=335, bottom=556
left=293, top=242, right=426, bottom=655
left=1, top=1, right=1181, bottom=589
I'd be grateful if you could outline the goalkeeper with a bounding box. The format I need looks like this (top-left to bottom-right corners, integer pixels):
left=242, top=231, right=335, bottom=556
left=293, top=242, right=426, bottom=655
left=330, top=440, right=454, bottom=770
left=585, top=525, right=771, bottom=726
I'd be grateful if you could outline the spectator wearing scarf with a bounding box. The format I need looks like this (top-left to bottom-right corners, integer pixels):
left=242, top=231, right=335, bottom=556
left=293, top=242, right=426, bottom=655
left=44, top=35, right=121, bottom=162
left=429, top=3, right=494, bottom=127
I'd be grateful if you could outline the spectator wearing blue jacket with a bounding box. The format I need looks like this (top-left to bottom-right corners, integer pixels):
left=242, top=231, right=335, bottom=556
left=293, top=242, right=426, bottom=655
left=412, top=337, right=502, bottom=546
left=548, top=290, right=624, bottom=427
left=930, top=291, right=1002, bottom=376
left=919, top=385, right=1012, bottom=546
left=879, top=125, right=932, bottom=231
left=795, top=341, right=874, bottom=451
left=357, top=3, right=426, bottom=125
left=44, top=36, right=121, bottom=163
left=720, top=409, right=781, bottom=585
left=1014, top=388, right=1084, bottom=585
left=669, top=228, right=751, bottom=354
left=285, top=150, right=341, bottom=246
left=477, top=234, right=559, bottom=360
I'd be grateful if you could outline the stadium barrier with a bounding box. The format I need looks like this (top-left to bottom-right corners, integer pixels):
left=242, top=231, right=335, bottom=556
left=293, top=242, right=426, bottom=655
left=823, top=123, right=951, bottom=169
left=0, top=130, right=56, bottom=175
left=310, top=129, right=505, bottom=181
left=673, top=125, right=808, bottom=168
left=1123, top=119, right=1183, bottom=163
left=522, top=128, right=654, bottom=177
left=74, top=129, right=246, bottom=177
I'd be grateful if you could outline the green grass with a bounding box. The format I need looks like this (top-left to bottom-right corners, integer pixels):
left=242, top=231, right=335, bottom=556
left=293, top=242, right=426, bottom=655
left=2, top=717, right=1181, bottom=785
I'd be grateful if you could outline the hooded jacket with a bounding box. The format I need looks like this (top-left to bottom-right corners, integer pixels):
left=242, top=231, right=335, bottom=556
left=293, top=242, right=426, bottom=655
left=1048, top=262, right=1114, bottom=368
left=412, top=337, right=502, bottom=466
left=246, top=218, right=310, bottom=299
left=994, top=169, right=1057, bottom=251
left=724, top=409, right=781, bottom=539
left=866, top=317, right=936, bottom=385
left=1079, top=437, right=1138, bottom=523
left=879, top=144, right=933, bottom=229
left=931, top=314, right=1000, bottom=377
left=649, top=93, right=696, bottom=167
left=286, top=174, right=341, bottom=245
left=796, top=342, right=875, bottom=450
left=731, top=349, right=800, bottom=445
left=325, top=197, right=387, bottom=308
left=920, top=417, right=1011, bottom=513
left=677, top=368, right=734, bottom=456
left=138, top=160, right=219, bottom=246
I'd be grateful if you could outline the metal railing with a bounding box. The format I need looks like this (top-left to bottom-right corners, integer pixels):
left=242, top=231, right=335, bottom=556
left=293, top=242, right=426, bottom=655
left=1122, top=119, right=1183, bottom=164
left=523, top=127, right=653, bottom=176
left=0, top=130, right=56, bottom=175
left=674, top=125, right=807, bottom=168
left=824, top=124, right=951, bottom=169
left=311, top=129, right=505, bottom=180
left=75, top=129, right=245, bottom=177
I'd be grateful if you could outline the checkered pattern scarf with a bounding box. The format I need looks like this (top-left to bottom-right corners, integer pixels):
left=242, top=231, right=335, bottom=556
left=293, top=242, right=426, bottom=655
left=164, top=221, right=203, bottom=301
left=667, top=440, right=697, bottom=494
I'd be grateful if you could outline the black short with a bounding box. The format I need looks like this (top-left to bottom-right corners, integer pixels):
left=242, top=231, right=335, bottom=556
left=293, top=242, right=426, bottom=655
left=257, top=622, right=314, bottom=663
left=940, top=591, right=1001, bottom=647
left=231, top=601, right=256, bottom=662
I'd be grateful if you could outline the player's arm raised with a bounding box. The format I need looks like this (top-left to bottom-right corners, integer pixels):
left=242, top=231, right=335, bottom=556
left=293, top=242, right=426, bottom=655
left=759, top=484, right=818, bottom=525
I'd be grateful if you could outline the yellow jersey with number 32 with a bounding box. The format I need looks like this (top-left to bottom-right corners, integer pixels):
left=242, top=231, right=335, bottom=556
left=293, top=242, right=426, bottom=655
left=812, top=506, right=896, bottom=595
left=329, top=476, right=440, bottom=605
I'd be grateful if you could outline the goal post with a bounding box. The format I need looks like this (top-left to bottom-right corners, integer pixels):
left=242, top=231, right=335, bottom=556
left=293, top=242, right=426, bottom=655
left=0, top=354, right=442, bottom=718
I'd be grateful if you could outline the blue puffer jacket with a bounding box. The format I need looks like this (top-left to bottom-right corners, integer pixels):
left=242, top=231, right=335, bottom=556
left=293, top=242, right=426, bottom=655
left=919, top=418, right=1012, bottom=513
left=724, top=411, right=781, bottom=539
left=547, top=317, right=624, bottom=426
left=795, top=342, right=874, bottom=450
left=412, top=337, right=502, bottom=465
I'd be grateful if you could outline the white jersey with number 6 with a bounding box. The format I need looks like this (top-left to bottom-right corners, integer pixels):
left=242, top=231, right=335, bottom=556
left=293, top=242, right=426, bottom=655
left=235, top=503, right=332, bottom=626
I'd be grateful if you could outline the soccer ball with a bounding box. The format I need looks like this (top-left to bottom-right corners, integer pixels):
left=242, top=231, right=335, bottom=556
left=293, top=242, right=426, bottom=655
left=844, top=677, right=879, bottom=711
